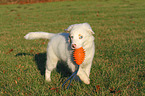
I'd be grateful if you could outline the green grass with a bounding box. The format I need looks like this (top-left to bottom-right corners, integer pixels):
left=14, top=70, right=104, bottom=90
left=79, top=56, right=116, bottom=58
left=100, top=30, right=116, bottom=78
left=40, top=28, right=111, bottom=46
left=0, top=0, right=145, bottom=95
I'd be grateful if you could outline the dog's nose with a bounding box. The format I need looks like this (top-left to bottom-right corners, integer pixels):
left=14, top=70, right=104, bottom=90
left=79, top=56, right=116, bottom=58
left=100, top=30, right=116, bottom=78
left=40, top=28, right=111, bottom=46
left=71, top=44, right=76, bottom=49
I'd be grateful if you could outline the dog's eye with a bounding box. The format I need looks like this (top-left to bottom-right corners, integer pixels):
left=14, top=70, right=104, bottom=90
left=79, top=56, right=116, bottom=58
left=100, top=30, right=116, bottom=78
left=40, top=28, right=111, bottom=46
left=79, top=36, right=83, bottom=39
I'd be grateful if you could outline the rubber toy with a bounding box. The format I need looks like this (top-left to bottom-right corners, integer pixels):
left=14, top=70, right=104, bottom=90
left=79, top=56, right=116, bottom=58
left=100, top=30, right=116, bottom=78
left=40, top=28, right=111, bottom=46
left=62, top=47, right=85, bottom=89
left=73, top=47, right=85, bottom=65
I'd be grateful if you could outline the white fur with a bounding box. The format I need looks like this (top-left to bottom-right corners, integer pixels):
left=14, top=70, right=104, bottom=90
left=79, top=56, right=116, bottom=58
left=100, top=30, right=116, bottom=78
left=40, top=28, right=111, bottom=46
left=24, top=23, right=95, bottom=84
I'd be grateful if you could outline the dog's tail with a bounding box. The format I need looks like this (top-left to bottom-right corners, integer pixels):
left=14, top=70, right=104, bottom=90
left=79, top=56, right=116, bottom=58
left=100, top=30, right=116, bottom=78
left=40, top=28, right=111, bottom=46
left=24, top=32, right=56, bottom=40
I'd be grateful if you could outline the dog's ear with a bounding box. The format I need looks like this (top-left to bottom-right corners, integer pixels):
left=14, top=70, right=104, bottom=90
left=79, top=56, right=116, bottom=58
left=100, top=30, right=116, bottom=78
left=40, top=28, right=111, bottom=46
left=64, top=24, right=75, bottom=32
left=88, top=29, right=95, bottom=34
left=83, top=23, right=95, bottom=34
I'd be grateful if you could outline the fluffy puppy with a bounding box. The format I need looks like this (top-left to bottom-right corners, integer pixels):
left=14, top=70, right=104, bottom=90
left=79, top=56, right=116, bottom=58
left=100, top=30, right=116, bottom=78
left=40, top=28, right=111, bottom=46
left=24, top=23, right=95, bottom=84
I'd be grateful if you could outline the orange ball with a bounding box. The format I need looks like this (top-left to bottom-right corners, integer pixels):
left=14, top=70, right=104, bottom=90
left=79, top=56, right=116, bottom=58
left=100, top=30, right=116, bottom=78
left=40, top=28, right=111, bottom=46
left=73, top=47, right=85, bottom=65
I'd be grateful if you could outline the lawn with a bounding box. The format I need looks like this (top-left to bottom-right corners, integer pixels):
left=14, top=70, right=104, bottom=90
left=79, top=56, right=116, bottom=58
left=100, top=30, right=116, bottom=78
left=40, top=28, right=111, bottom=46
left=0, top=0, right=145, bottom=95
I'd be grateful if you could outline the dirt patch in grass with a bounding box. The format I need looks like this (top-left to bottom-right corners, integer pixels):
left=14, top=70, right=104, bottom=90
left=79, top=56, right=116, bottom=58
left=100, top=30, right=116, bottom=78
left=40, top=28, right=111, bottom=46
left=0, top=0, right=72, bottom=5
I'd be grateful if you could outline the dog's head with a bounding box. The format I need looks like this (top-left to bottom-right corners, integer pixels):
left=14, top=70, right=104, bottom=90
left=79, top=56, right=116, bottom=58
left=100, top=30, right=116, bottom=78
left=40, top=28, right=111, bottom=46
left=65, top=23, right=95, bottom=49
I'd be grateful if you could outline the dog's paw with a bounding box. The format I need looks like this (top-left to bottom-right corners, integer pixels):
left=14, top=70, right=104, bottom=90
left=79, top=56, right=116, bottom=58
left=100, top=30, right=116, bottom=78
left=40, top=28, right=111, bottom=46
left=78, top=74, right=90, bottom=84
left=74, top=75, right=90, bottom=84
left=83, top=79, right=90, bottom=85
left=45, top=78, right=51, bottom=82
left=77, top=73, right=90, bottom=84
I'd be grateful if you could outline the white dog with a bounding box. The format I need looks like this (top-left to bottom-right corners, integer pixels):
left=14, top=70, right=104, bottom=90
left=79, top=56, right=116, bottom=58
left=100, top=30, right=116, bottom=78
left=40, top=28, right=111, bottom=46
left=24, top=23, right=95, bottom=84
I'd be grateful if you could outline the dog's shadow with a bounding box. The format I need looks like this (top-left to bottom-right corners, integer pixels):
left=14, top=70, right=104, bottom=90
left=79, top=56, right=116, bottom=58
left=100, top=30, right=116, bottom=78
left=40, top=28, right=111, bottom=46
left=34, top=53, right=46, bottom=75
left=16, top=52, right=71, bottom=77
left=35, top=52, right=71, bottom=77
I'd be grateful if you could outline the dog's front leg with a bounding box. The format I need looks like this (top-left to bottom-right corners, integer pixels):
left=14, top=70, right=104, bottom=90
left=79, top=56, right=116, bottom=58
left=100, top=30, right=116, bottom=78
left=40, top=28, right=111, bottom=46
left=83, top=63, right=92, bottom=77
left=77, top=67, right=90, bottom=84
